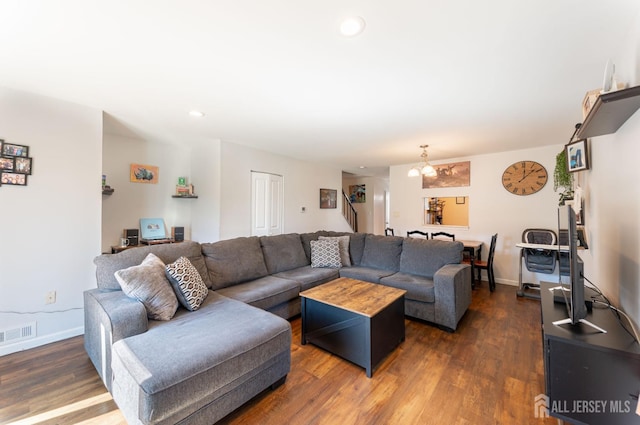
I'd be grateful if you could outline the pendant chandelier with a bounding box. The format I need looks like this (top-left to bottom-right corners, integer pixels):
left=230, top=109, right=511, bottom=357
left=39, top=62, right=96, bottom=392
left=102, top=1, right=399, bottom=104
left=408, top=145, right=437, bottom=177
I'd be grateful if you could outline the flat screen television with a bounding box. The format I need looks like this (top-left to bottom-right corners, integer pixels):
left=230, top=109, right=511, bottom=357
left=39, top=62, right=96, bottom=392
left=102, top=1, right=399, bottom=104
left=552, top=205, right=606, bottom=333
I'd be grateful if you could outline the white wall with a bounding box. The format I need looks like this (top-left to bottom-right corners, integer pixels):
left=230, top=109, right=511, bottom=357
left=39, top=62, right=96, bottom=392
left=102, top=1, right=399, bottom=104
left=0, top=87, right=102, bottom=356
left=190, top=140, right=222, bottom=243
left=101, top=133, right=193, bottom=253
left=219, top=142, right=351, bottom=240
left=389, top=145, right=562, bottom=287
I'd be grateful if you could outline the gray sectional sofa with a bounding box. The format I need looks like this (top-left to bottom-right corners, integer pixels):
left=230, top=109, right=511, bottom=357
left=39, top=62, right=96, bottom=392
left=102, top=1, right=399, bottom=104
left=84, top=231, right=471, bottom=425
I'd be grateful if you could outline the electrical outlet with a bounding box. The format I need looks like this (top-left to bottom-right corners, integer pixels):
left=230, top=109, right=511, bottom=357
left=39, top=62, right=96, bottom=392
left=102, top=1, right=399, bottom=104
left=45, top=291, right=56, bottom=304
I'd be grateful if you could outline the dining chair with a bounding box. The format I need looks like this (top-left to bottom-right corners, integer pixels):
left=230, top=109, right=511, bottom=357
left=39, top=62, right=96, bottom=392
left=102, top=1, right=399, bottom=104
left=463, top=233, right=498, bottom=292
left=406, top=230, right=428, bottom=238
left=385, top=227, right=395, bottom=236
left=430, top=231, right=455, bottom=241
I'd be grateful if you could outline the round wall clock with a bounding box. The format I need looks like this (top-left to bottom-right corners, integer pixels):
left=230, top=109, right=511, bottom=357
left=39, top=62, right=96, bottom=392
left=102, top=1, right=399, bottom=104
left=501, top=161, right=548, bottom=196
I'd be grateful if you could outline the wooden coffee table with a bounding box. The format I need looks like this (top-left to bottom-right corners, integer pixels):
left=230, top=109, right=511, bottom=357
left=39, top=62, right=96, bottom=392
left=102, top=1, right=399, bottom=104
left=300, top=277, right=406, bottom=377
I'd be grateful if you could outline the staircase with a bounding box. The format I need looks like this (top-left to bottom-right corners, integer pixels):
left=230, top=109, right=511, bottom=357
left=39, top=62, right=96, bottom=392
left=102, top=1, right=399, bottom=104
left=342, top=190, right=358, bottom=232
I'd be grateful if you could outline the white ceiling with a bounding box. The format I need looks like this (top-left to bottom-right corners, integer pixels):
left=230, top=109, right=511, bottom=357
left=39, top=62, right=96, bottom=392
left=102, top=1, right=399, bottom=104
left=1, top=1, right=638, bottom=177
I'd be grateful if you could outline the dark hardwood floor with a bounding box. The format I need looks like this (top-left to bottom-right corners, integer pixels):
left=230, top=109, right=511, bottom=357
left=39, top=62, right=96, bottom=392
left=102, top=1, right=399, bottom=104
left=0, top=283, right=556, bottom=425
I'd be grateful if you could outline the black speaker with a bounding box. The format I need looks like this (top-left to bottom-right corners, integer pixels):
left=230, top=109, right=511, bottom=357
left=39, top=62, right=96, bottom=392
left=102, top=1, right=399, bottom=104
left=172, top=226, right=184, bottom=242
left=124, top=228, right=139, bottom=246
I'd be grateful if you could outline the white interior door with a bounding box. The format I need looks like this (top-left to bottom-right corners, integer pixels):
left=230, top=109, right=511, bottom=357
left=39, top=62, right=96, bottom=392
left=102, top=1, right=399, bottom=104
left=251, top=172, right=283, bottom=236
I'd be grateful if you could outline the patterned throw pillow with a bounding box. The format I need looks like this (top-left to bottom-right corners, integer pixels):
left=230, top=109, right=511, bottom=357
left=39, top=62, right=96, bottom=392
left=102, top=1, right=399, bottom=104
left=319, top=235, right=351, bottom=267
left=114, top=253, right=179, bottom=321
left=310, top=239, right=342, bottom=268
left=165, top=256, right=209, bottom=311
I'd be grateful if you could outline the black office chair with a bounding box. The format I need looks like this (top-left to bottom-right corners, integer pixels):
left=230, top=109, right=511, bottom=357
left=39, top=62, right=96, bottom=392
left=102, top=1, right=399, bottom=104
left=430, top=232, right=455, bottom=241
left=406, top=230, right=428, bottom=238
left=522, top=228, right=557, bottom=274
left=464, top=233, right=498, bottom=292
left=385, top=227, right=395, bottom=236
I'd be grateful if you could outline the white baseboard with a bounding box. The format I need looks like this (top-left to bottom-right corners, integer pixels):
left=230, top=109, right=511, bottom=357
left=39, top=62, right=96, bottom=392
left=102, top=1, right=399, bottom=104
left=0, top=326, right=84, bottom=357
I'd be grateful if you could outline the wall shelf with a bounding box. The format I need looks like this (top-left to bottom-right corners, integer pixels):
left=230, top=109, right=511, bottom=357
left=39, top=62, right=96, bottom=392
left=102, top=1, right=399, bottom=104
left=102, top=188, right=114, bottom=195
left=577, top=85, right=640, bottom=139
left=172, top=195, right=198, bottom=199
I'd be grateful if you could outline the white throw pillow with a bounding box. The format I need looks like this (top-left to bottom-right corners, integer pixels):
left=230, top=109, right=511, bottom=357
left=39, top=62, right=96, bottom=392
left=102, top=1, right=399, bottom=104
left=310, top=239, right=342, bottom=268
left=319, top=235, right=351, bottom=266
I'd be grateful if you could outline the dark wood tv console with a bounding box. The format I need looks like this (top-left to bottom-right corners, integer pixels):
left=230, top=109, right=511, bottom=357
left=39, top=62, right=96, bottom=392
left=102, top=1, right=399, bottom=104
left=540, top=282, right=640, bottom=425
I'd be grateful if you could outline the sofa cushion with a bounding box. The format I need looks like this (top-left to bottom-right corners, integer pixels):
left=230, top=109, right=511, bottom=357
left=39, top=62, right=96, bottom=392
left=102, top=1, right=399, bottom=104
left=379, top=272, right=435, bottom=303
left=273, top=266, right=340, bottom=291
left=310, top=239, right=342, bottom=268
left=339, top=266, right=396, bottom=283
left=260, top=234, right=309, bottom=274
left=215, top=276, right=300, bottom=311
left=319, top=235, right=351, bottom=266
left=360, top=234, right=404, bottom=271
left=347, top=233, right=367, bottom=266
left=95, top=241, right=210, bottom=291
left=165, top=256, right=209, bottom=311
left=300, top=231, right=331, bottom=262
left=400, top=238, right=463, bottom=278
left=114, top=253, right=178, bottom=321
left=202, top=237, right=268, bottom=290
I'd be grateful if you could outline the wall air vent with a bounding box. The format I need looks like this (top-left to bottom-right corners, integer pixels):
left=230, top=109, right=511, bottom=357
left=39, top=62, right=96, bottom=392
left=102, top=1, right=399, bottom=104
left=0, top=322, right=36, bottom=345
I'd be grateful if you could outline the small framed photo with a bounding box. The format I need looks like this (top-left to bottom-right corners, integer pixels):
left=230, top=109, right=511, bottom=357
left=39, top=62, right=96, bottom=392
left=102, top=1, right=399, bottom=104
left=456, top=197, right=465, bottom=204
left=2, top=143, right=29, bottom=158
left=0, top=156, right=14, bottom=171
left=14, top=157, right=32, bottom=174
left=1, top=172, right=27, bottom=186
left=565, top=139, right=589, bottom=173
left=319, top=188, right=337, bottom=209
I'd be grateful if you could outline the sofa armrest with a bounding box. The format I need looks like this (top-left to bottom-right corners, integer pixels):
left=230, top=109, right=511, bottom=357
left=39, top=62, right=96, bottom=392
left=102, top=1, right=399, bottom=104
left=84, top=289, right=148, bottom=391
left=433, top=264, right=472, bottom=331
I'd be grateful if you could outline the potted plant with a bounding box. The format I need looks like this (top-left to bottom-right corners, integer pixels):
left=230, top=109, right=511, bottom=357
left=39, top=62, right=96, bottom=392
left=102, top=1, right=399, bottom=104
left=554, top=149, right=573, bottom=205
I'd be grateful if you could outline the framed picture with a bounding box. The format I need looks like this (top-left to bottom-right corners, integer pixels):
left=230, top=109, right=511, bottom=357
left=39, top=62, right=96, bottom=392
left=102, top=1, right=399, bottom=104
left=319, top=188, right=337, bottom=209
left=422, top=161, right=471, bottom=189
left=14, top=157, right=32, bottom=174
left=565, top=139, right=589, bottom=173
left=1, top=172, right=27, bottom=186
left=130, top=163, right=159, bottom=184
left=349, top=184, right=366, bottom=203
left=2, top=142, right=29, bottom=157
left=0, top=157, right=14, bottom=171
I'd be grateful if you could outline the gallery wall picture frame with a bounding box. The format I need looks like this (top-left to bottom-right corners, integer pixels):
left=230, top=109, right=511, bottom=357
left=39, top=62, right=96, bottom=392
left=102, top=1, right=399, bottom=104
left=0, top=157, right=14, bottom=171
left=14, top=157, right=32, bottom=174
left=319, top=188, right=337, bottom=209
left=1, top=172, right=27, bottom=186
left=565, top=139, right=589, bottom=173
left=349, top=184, right=366, bottom=203
left=2, top=142, right=29, bottom=158
left=130, top=163, right=159, bottom=184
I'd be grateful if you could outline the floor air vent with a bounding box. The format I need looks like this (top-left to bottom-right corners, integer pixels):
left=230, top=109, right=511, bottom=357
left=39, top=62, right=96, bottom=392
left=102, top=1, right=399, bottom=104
left=0, top=322, right=36, bottom=345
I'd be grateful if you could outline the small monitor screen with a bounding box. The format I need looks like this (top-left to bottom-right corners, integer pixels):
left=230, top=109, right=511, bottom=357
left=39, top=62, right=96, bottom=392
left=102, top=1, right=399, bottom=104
left=140, top=218, right=167, bottom=240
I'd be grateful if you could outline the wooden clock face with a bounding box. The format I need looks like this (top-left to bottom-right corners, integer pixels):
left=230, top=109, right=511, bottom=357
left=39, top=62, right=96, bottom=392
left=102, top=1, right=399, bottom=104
left=501, top=161, right=548, bottom=196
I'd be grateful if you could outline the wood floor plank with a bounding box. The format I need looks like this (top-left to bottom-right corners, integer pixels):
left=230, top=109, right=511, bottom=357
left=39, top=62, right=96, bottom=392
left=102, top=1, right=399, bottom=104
left=0, top=283, right=557, bottom=425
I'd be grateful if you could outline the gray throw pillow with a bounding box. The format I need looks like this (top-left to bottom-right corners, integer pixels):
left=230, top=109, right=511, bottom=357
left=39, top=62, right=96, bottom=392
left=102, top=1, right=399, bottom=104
left=165, top=256, right=209, bottom=311
left=114, top=253, right=178, bottom=321
left=310, top=239, right=342, bottom=268
left=319, top=235, right=351, bottom=266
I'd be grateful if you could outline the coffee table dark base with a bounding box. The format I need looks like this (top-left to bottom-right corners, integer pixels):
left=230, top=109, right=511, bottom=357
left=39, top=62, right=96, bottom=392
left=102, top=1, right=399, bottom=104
left=301, top=296, right=405, bottom=377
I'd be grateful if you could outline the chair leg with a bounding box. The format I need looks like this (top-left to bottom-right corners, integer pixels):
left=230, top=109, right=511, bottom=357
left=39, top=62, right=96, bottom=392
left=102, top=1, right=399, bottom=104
left=489, top=267, right=495, bottom=292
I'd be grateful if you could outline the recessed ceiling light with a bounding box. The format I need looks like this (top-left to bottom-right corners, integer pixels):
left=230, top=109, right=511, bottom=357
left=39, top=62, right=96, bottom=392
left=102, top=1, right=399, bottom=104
left=339, top=16, right=366, bottom=37
left=189, top=110, right=205, bottom=118
left=359, top=165, right=367, bottom=169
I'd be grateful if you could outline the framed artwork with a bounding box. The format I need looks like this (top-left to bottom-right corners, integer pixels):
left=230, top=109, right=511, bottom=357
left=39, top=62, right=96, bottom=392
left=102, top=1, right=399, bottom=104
left=130, top=163, right=159, bottom=184
left=14, top=157, right=32, bottom=174
left=565, top=139, right=589, bottom=173
left=1, top=172, right=27, bottom=186
left=2, top=142, right=29, bottom=157
left=319, top=188, right=337, bottom=209
left=0, top=157, right=14, bottom=171
left=349, top=184, right=366, bottom=203
left=422, top=161, right=471, bottom=189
